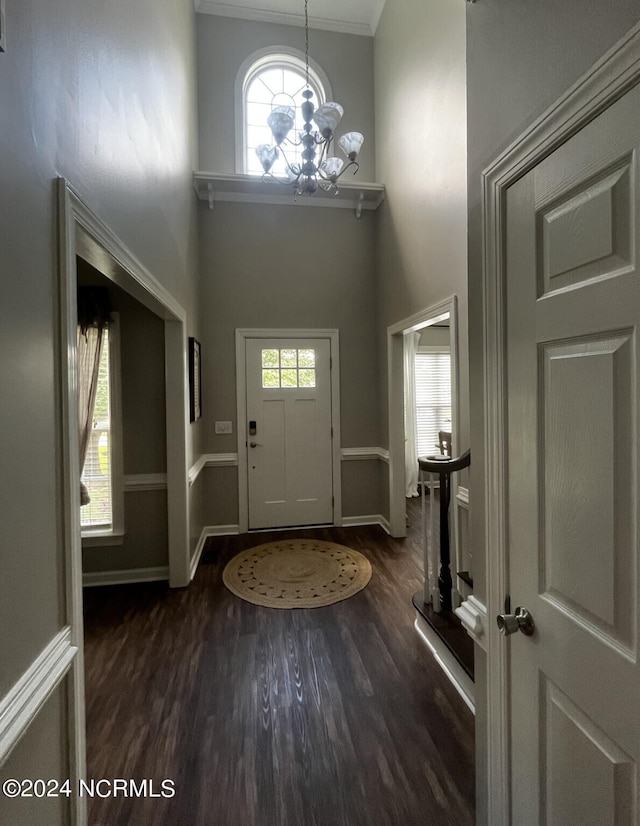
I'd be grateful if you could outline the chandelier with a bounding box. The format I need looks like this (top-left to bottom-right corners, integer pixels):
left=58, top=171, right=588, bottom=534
left=254, top=0, right=365, bottom=196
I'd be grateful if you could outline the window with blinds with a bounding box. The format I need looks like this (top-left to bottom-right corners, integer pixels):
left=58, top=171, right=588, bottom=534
left=415, top=348, right=452, bottom=458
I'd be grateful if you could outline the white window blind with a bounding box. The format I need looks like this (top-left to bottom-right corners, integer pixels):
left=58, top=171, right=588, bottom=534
left=415, top=349, right=452, bottom=458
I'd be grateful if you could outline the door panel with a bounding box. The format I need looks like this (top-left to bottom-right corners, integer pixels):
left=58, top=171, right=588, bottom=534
left=506, top=83, right=640, bottom=823
left=246, top=338, right=333, bottom=529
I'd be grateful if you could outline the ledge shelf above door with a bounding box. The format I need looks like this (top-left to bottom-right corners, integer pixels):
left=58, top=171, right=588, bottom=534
left=193, top=171, right=385, bottom=216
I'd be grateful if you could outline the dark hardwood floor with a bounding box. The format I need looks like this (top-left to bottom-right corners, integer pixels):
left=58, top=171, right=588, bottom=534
left=83, top=521, right=475, bottom=826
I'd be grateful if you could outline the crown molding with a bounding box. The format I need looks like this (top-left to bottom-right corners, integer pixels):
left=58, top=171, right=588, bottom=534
left=195, top=1, right=374, bottom=37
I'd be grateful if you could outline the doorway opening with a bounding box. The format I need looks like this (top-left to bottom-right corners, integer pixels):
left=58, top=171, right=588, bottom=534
left=58, top=180, right=191, bottom=592
left=387, top=296, right=460, bottom=540
left=387, top=297, right=474, bottom=710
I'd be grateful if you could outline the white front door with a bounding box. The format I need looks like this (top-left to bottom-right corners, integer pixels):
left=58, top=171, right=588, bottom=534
left=505, top=83, right=640, bottom=822
left=245, top=337, right=333, bottom=529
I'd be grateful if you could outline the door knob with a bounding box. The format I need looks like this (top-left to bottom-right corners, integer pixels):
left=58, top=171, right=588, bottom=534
left=496, top=606, right=535, bottom=636
left=249, top=441, right=263, bottom=448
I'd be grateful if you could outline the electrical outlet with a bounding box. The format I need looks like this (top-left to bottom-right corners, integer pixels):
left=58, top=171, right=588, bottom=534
left=215, top=421, right=233, bottom=435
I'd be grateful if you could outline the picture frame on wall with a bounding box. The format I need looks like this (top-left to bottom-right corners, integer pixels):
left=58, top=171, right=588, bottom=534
left=0, top=0, right=6, bottom=52
left=189, top=337, right=202, bottom=423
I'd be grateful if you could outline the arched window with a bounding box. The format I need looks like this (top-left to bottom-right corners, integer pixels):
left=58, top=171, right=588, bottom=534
left=237, top=48, right=332, bottom=176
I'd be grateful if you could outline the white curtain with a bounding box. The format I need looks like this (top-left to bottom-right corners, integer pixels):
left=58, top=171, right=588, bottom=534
left=404, top=331, right=421, bottom=497
left=77, top=325, right=105, bottom=505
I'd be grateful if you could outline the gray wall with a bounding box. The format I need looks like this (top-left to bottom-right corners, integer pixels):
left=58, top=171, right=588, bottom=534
left=374, top=0, right=468, bottom=455
left=198, top=201, right=380, bottom=522
left=197, top=14, right=375, bottom=179
left=466, top=3, right=640, bottom=823
left=0, top=0, right=199, bottom=820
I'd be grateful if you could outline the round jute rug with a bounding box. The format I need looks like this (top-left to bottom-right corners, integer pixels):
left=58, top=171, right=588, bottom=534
left=222, top=538, right=372, bottom=609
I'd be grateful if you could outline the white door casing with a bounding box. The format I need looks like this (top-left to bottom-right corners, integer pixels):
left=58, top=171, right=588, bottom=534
left=236, top=329, right=341, bottom=533
left=482, top=23, right=640, bottom=826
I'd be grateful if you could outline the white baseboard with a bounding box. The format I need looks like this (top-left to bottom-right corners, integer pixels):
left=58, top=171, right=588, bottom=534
left=0, top=627, right=77, bottom=766
left=190, top=531, right=207, bottom=581
left=205, top=524, right=241, bottom=536
left=189, top=525, right=241, bottom=579
left=341, top=514, right=391, bottom=534
left=82, top=566, right=169, bottom=587
left=414, top=615, right=475, bottom=714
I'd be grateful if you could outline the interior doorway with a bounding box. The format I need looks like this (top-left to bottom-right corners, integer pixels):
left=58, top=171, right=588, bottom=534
left=58, top=180, right=191, bottom=591
left=387, top=296, right=460, bottom=540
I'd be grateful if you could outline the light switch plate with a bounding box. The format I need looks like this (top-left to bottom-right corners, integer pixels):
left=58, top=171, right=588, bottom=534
left=215, top=421, right=233, bottom=434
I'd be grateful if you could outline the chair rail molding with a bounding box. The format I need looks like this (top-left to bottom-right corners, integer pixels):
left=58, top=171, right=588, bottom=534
left=341, top=447, right=389, bottom=463
left=188, top=453, right=239, bottom=486
left=0, top=628, right=77, bottom=766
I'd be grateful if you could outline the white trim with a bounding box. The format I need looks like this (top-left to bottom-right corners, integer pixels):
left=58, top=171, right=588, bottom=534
left=82, top=567, right=169, bottom=587
left=387, top=296, right=460, bottom=539
left=481, top=22, right=640, bottom=826
left=123, top=473, right=168, bottom=492
left=194, top=172, right=385, bottom=213
left=188, top=454, right=208, bottom=485
left=341, top=514, right=391, bottom=534
left=387, top=298, right=453, bottom=337
left=456, top=485, right=469, bottom=509
left=204, top=524, right=241, bottom=536
left=455, top=596, right=487, bottom=651
left=196, top=2, right=374, bottom=37
left=235, top=328, right=341, bottom=533
left=235, top=46, right=332, bottom=174
left=0, top=628, right=77, bottom=767
left=57, top=180, right=87, bottom=826
left=189, top=453, right=239, bottom=486
left=164, top=320, right=191, bottom=588
left=190, top=529, right=209, bottom=581
left=189, top=523, right=242, bottom=579
left=414, top=616, right=475, bottom=714
left=341, top=447, right=389, bottom=462
left=204, top=452, right=238, bottom=467
left=81, top=530, right=126, bottom=548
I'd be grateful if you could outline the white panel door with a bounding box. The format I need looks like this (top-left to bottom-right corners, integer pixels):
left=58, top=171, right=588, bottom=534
left=246, top=338, right=333, bottom=529
left=506, top=83, right=640, bottom=824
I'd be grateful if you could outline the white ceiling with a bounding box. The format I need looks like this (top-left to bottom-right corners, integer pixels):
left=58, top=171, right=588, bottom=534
left=195, top=0, right=387, bottom=37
